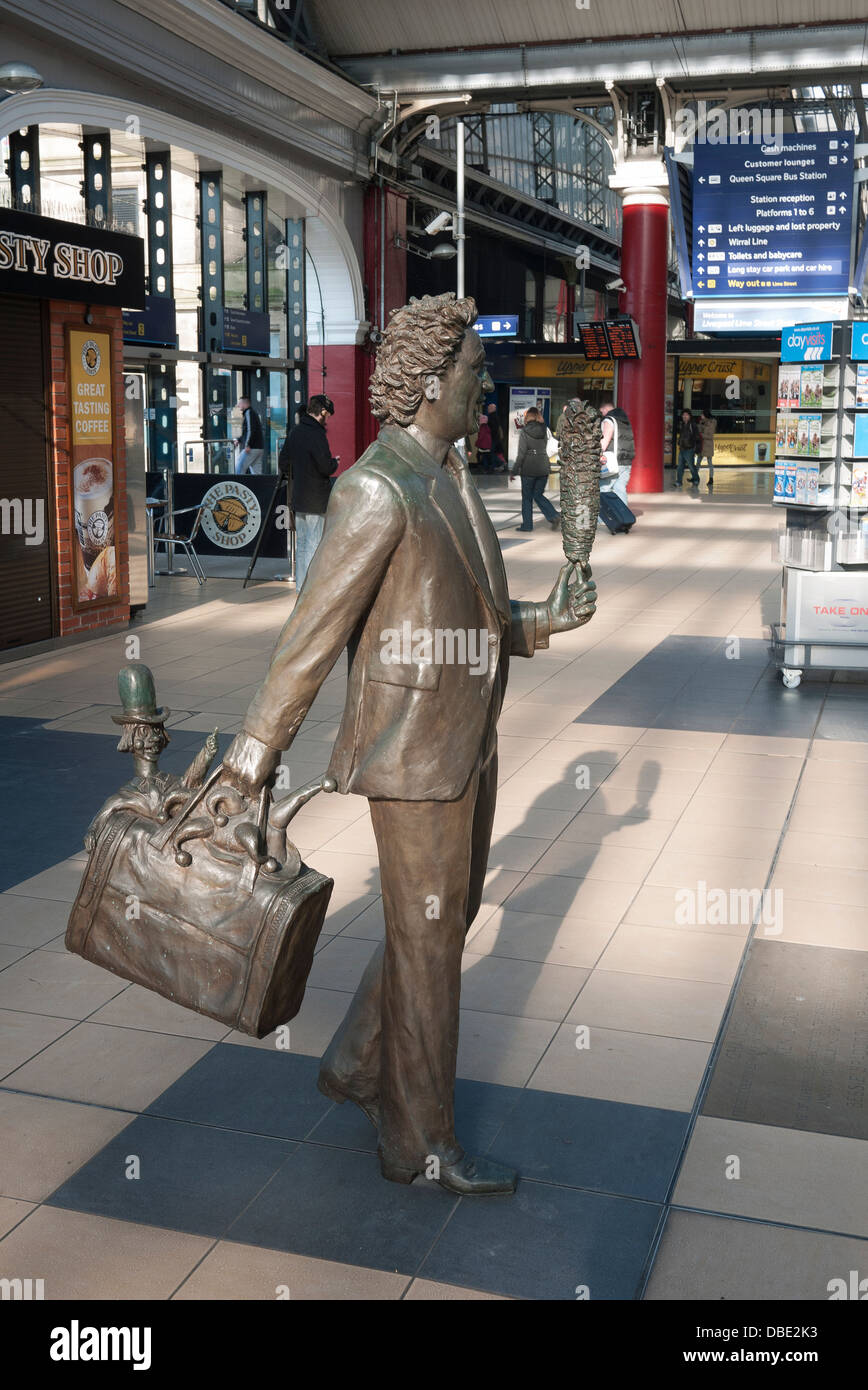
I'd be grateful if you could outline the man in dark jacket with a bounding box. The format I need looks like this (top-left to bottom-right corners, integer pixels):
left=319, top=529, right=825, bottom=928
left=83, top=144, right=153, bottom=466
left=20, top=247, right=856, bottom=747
left=278, top=395, right=338, bottom=588
left=510, top=407, right=561, bottom=531
left=676, top=409, right=701, bottom=487
left=234, top=396, right=265, bottom=474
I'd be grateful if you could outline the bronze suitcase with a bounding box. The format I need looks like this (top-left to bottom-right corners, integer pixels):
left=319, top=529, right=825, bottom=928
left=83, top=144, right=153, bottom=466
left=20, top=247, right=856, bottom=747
left=66, top=765, right=334, bottom=1039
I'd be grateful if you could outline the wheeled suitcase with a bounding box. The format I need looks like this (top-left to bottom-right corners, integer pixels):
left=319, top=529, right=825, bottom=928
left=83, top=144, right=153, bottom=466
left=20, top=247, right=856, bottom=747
left=599, top=491, right=635, bottom=534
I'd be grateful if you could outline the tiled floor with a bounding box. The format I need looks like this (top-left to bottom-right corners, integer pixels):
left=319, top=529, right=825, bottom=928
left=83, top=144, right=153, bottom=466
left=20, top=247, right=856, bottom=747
left=1, top=483, right=866, bottom=1299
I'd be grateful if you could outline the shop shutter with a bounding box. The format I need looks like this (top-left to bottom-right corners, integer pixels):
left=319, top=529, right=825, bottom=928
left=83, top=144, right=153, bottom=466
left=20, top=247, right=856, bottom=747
left=0, top=295, right=53, bottom=650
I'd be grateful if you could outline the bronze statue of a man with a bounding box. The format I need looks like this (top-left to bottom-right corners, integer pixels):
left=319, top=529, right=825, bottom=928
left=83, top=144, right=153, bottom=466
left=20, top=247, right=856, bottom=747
left=223, top=293, right=596, bottom=1195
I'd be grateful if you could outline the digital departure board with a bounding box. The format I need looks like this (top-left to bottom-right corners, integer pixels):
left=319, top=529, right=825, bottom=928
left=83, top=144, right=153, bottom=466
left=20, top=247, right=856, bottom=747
left=575, top=317, right=642, bottom=360
left=604, top=317, right=641, bottom=359
left=577, top=320, right=611, bottom=359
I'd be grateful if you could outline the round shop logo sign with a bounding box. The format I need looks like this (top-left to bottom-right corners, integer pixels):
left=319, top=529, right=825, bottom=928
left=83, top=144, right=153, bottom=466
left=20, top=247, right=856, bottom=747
left=200, top=481, right=261, bottom=549
left=81, top=338, right=101, bottom=375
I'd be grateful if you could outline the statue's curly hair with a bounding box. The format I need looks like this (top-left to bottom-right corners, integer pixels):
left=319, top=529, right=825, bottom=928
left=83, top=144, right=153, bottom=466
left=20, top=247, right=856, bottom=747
left=369, top=292, right=478, bottom=425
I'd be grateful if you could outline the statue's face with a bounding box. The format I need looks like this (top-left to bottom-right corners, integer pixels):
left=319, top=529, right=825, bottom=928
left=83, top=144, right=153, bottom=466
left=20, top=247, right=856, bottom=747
left=422, top=330, right=493, bottom=442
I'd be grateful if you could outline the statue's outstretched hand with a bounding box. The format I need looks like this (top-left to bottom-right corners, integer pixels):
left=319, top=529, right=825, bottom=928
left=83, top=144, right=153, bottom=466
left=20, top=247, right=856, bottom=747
left=546, top=563, right=597, bottom=635
left=221, top=730, right=282, bottom=798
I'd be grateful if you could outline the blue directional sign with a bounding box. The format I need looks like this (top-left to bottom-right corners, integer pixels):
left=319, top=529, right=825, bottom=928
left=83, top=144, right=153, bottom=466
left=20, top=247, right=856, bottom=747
left=692, top=132, right=854, bottom=298
left=475, top=314, right=518, bottom=337
left=222, top=307, right=270, bottom=353
left=123, top=295, right=177, bottom=347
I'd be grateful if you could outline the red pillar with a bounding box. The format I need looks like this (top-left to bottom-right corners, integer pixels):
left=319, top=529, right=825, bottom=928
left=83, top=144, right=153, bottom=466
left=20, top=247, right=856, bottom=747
left=615, top=192, right=669, bottom=493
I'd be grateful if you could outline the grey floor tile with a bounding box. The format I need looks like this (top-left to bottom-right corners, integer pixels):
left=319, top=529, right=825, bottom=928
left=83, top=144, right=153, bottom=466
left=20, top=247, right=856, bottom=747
left=419, top=1179, right=661, bottom=1300
left=0, top=1090, right=134, bottom=1202
left=460, top=952, right=587, bottom=1021
left=0, top=950, right=127, bottom=1019
left=673, top=1116, right=868, bottom=1238
left=0, top=895, right=71, bottom=949
left=646, top=1208, right=868, bottom=1300
left=702, top=940, right=868, bottom=1141
left=528, top=1021, right=710, bottom=1111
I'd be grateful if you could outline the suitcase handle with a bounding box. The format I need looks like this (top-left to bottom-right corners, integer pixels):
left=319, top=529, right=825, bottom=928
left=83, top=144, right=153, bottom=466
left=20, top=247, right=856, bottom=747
left=269, top=774, right=338, bottom=830
left=150, top=766, right=337, bottom=882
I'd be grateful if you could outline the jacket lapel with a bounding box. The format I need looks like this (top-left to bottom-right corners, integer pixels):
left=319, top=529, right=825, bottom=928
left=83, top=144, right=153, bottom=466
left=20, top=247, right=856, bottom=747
left=376, top=427, right=506, bottom=629
left=446, top=450, right=510, bottom=625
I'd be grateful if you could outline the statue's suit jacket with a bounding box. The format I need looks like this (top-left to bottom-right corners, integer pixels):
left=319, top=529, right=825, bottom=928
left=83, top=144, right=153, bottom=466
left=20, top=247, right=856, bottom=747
left=243, top=424, right=550, bottom=801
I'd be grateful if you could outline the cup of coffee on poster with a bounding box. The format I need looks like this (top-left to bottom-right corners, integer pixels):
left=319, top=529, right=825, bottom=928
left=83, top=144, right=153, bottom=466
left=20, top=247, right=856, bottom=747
left=73, top=457, right=116, bottom=599
left=68, top=328, right=118, bottom=604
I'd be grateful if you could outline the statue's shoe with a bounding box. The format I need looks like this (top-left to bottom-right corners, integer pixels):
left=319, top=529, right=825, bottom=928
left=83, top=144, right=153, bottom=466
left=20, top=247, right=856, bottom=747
left=380, top=1152, right=518, bottom=1196
left=317, top=1073, right=380, bottom=1130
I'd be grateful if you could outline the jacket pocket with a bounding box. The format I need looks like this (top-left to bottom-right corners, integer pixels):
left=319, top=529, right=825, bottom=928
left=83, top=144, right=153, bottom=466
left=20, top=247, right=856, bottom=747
left=367, top=654, right=442, bottom=690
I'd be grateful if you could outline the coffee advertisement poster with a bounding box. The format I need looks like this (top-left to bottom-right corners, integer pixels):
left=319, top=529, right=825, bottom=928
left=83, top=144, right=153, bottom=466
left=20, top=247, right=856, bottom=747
left=68, top=328, right=118, bottom=605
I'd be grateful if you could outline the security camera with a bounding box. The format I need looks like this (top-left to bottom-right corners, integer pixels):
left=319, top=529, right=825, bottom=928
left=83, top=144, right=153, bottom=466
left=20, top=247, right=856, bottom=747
left=424, top=210, right=453, bottom=235
left=606, top=276, right=626, bottom=291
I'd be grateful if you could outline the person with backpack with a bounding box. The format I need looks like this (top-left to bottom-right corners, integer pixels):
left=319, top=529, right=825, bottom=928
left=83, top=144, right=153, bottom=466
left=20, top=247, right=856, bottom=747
left=599, top=399, right=635, bottom=508
left=510, top=407, right=561, bottom=531
left=676, top=409, right=701, bottom=486
left=596, top=398, right=636, bottom=533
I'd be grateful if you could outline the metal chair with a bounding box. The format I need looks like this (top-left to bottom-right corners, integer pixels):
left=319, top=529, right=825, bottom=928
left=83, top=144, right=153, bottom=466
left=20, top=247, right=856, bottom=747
left=151, top=501, right=208, bottom=585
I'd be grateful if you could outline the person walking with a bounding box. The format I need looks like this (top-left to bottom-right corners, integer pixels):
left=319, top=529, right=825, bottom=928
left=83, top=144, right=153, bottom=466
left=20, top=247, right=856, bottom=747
left=486, top=403, right=507, bottom=471
left=599, top=398, right=635, bottom=509
left=234, top=395, right=265, bottom=474
left=510, top=406, right=561, bottom=531
left=278, top=394, right=338, bottom=589
left=475, top=412, right=493, bottom=472
left=698, top=410, right=717, bottom=489
left=676, top=409, right=701, bottom=487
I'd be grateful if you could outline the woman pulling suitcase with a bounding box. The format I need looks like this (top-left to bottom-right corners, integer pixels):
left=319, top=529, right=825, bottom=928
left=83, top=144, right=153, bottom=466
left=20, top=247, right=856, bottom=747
left=598, top=400, right=636, bottom=534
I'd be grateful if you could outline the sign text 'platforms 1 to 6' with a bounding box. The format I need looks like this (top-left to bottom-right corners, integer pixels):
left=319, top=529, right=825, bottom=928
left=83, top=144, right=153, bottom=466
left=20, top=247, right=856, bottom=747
left=692, top=132, right=854, bottom=298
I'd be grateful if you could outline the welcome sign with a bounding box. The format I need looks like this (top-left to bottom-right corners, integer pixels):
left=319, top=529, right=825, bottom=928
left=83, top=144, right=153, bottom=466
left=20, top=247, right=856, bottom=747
left=0, top=207, right=144, bottom=307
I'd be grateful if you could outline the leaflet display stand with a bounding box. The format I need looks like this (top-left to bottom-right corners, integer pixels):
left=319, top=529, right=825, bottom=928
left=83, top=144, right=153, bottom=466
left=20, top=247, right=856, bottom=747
left=771, top=321, right=868, bottom=688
